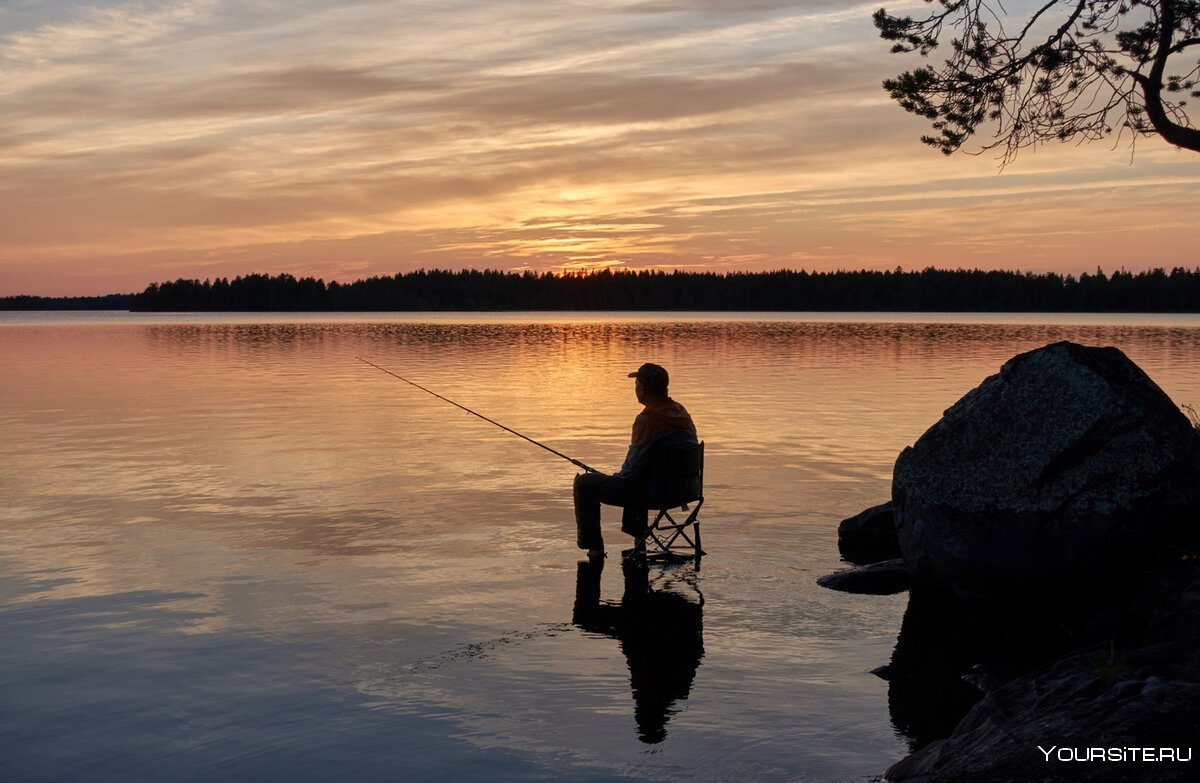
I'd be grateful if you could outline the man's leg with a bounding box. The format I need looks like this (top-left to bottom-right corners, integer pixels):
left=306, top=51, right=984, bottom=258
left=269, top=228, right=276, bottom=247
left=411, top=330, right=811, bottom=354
left=620, top=506, right=649, bottom=541
left=574, top=472, right=650, bottom=552
left=574, top=473, right=606, bottom=551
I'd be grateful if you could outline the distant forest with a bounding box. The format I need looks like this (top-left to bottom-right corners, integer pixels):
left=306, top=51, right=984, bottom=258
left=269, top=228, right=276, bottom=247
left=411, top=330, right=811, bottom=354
left=5, top=267, right=1200, bottom=312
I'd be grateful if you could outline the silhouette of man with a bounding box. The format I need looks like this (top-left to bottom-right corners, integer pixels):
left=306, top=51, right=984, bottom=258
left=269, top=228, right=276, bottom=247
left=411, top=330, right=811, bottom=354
left=573, top=363, right=698, bottom=558
left=572, top=557, right=704, bottom=743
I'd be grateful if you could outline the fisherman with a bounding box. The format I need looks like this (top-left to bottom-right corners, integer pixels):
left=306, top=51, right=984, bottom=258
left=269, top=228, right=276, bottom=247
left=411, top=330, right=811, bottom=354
left=574, top=363, right=698, bottom=559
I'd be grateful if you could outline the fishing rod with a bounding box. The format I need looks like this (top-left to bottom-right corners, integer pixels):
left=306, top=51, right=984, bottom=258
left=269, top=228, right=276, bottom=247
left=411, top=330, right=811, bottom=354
left=356, top=357, right=598, bottom=473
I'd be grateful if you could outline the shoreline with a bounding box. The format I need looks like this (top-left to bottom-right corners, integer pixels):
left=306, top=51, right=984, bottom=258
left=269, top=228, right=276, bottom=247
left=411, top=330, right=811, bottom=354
left=5, top=310, right=1200, bottom=328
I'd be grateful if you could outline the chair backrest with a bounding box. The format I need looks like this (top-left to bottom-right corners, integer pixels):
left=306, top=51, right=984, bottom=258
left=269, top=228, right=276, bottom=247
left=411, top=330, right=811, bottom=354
left=655, top=440, right=704, bottom=508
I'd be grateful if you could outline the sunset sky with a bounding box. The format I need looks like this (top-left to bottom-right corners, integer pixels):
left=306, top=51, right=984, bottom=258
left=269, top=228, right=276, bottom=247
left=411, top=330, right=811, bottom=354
left=2, top=0, right=1198, bottom=296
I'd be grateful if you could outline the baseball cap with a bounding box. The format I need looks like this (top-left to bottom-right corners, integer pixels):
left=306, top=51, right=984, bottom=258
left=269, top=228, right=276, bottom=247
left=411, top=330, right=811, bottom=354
left=628, top=362, right=669, bottom=392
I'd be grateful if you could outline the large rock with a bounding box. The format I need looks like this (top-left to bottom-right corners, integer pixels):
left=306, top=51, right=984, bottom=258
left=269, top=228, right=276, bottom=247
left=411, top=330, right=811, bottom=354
left=893, top=341, right=1200, bottom=599
left=837, top=501, right=901, bottom=564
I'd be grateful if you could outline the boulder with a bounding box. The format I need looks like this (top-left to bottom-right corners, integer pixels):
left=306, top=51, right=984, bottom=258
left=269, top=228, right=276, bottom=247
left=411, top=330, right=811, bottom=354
left=837, top=501, right=901, bottom=564
left=893, top=341, right=1200, bottom=599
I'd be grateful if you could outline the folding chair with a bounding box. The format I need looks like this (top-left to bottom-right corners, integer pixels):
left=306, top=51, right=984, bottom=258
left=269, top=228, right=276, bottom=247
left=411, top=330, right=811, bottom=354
left=641, top=441, right=706, bottom=562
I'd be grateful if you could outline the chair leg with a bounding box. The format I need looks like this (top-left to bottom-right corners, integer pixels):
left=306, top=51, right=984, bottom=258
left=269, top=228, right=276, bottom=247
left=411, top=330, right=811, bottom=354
left=690, top=498, right=704, bottom=556
left=642, top=499, right=704, bottom=561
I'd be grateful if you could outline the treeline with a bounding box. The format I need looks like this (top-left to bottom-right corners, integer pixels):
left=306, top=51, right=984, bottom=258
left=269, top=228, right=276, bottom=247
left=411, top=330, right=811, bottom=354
left=130, top=268, right=1200, bottom=312
left=0, top=293, right=137, bottom=310
left=5, top=267, right=1200, bottom=312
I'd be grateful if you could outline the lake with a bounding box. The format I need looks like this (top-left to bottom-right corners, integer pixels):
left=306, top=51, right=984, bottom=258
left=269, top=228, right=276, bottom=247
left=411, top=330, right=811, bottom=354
left=3, top=311, right=1199, bottom=781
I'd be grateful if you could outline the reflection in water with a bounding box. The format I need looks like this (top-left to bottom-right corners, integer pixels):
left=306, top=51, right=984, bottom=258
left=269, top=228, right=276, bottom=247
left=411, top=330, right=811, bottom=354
left=878, top=591, right=1081, bottom=751
left=572, top=559, right=704, bottom=744
left=3, top=313, right=1200, bottom=780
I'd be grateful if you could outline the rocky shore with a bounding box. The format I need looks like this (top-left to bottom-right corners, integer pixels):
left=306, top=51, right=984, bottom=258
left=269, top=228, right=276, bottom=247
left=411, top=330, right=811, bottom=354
left=820, top=342, right=1200, bottom=781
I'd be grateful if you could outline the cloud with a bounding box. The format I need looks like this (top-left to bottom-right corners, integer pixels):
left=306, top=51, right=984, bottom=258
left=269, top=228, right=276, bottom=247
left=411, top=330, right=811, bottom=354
left=0, top=0, right=219, bottom=64
left=629, top=1, right=830, bottom=11
left=419, top=59, right=870, bottom=127
left=1, top=0, right=1198, bottom=296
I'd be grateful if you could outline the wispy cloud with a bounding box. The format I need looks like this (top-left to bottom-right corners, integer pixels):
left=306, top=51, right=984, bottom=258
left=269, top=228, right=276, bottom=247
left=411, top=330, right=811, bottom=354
left=0, top=0, right=1197, bottom=295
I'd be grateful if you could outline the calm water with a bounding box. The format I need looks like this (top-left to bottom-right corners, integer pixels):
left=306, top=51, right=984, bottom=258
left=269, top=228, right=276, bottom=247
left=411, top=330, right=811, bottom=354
left=3, top=312, right=1199, bottom=782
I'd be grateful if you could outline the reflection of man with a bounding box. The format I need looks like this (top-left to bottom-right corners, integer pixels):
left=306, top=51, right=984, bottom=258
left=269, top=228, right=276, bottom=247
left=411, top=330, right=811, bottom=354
left=574, top=363, right=698, bottom=558
left=572, top=557, right=704, bottom=744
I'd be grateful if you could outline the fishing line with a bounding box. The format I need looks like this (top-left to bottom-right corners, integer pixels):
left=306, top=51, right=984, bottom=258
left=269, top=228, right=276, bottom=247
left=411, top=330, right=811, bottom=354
left=356, top=357, right=598, bottom=473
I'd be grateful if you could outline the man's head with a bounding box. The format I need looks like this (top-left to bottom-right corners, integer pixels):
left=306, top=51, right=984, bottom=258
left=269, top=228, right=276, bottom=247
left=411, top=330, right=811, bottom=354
left=628, top=363, right=669, bottom=399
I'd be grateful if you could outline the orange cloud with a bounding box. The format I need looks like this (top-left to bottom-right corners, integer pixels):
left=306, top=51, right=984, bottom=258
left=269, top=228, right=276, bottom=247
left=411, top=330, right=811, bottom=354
left=1, top=1, right=1197, bottom=295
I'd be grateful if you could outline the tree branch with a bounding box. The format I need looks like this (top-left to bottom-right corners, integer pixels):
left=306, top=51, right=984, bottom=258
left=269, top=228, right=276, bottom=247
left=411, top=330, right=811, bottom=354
left=876, top=0, right=1200, bottom=159
left=1167, top=35, right=1200, bottom=53
left=1140, top=0, right=1200, bottom=150
left=1017, top=0, right=1072, bottom=44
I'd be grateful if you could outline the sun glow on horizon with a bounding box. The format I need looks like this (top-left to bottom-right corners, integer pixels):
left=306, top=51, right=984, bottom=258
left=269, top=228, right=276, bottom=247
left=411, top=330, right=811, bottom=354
left=1, top=1, right=1197, bottom=297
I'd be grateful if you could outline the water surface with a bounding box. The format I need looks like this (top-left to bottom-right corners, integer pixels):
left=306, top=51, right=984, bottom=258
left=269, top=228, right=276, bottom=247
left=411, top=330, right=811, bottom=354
left=3, top=312, right=1199, bottom=781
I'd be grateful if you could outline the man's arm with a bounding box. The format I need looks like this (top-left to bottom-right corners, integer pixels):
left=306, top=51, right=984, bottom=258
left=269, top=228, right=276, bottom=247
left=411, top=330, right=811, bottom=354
left=615, top=441, right=653, bottom=479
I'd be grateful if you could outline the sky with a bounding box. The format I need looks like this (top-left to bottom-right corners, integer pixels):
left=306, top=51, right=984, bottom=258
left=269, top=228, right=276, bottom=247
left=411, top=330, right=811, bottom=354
left=1, top=0, right=1198, bottom=296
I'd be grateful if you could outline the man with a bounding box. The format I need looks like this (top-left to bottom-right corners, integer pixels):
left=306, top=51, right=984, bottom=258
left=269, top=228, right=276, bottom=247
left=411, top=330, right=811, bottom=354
left=574, top=362, right=698, bottom=558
